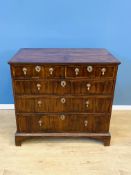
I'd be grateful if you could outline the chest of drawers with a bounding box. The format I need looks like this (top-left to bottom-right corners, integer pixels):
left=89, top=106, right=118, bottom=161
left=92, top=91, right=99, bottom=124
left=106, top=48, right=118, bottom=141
left=8, top=48, right=120, bottom=146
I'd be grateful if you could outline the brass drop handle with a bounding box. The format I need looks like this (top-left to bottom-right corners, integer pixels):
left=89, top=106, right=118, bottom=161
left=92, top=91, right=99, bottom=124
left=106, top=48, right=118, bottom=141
left=60, top=114, right=65, bottom=120
left=101, top=68, right=106, bottom=75
left=86, top=83, right=91, bottom=91
left=37, top=83, right=41, bottom=91
left=86, top=100, right=89, bottom=108
left=36, top=84, right=41, bottom=91
left=38, top=100, right=42, bottom=107
left=84, top=120, right=88, bottom=126
left=35, top=66, right=41, bottom=72
left=87, top=66, right=93, bottom=72
left=22, top=67, right=27, bottom=75
left=75, top=68, right=79, bottom=75
left=38, top=120, right=42, bottom=126
left=61, top=80, right=66, bottom=87
left=61, top=98, right=66, bottom=104
left=49, top=67, right=54, bottom=75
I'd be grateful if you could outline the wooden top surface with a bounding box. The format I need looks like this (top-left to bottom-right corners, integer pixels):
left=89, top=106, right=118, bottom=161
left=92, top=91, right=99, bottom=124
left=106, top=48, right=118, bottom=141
left=8, top=48, right=120, bottom=64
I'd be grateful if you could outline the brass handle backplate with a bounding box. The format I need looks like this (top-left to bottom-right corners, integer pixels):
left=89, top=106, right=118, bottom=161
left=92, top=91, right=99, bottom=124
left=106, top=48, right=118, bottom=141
left=38, top=100, right=42, bottom=107
left=86, top=83, right=91, bottom=91
left=86, top=100, right=89, bottom=108
left=84, top=120, right=88, bottom=126
left=38, top=120, right=42, bottom=126
left=37, top=83, right=41, bottom=91
left=22, top=67, right=27, bottom=75
left=101, top=68, right=106, bottom=75
left=49, top=67, right=54, bottom=75
left=75, top=68, right=79, bottom=75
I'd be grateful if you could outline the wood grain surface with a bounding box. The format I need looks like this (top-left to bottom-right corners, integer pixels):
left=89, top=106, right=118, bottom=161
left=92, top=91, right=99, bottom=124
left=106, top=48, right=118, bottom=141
left=9, top=48, right=120, bottom=146
left=8, top=48, right=121, bottom=64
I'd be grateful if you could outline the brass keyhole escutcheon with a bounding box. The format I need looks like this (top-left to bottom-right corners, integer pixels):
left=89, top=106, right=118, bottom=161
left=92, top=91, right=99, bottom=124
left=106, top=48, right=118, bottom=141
left=87, top=66, right=93, bottom=72
left=61, top=80, right=66, bottom=87
left=35, top=66, right=41, bottom=72
left=61, top=98, right=66, bottom=104
left=60, top=115, right=65, bottom=120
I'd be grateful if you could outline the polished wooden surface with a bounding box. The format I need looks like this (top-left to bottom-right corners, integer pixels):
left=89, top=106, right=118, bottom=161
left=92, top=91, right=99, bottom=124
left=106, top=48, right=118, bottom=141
left=14, top=79, right=114, bottom=95
left=8, top=48, right=120, bottom=64
left=15, top=96, right=112, bottom=113
left=17, top=114, right=110, bottom=133
left=11, top=64, right=117, bottom=78
left=9, top=48, right=120, bottom=146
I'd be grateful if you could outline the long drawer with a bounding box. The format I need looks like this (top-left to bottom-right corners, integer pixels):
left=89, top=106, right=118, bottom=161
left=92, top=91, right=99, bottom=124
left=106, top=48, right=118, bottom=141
left=15, top=96, right=112, bottom=113
left=11, top=64, right=116, bottom=79
left=13, top=79, right=114, bottom=95
left=16, top=114, right=110, bottom=133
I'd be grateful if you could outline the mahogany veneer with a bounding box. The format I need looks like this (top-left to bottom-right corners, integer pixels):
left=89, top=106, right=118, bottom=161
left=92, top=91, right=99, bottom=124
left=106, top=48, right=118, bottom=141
left=8, top=48, right=120, bottom=146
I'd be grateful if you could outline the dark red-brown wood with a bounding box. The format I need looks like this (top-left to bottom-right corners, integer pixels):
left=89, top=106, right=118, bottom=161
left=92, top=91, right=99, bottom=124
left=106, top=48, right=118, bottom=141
left=8, top=48, right=120, bottom=64
left=8, top=48, right=120, bottom=146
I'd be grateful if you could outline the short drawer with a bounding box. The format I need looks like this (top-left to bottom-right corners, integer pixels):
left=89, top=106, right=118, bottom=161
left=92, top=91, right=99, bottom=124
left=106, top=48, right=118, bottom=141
left=13, top=80, right=114, bottom=95
left=44, top=65, right=65, bottom=78
left=15, top=96, right=112, bottom=113
left=16, top=114, right=110, bottom=133
left=66, top=65, right=95, bottom=78
left=11, top=65, right=44, bottom=78
left=11, top=65, right=65, bottom=78
left=66, top=65, right=116, bottom=78
left=95, top=65, right=115, bottom=78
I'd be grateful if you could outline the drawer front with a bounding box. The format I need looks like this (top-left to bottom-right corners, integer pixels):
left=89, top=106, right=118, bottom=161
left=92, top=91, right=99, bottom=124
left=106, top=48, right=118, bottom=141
left=66, top=65, right=116, bottom=78
left=16, top=114, right=110, bottom=133
left=15, top=96, right=111, bottom=113
left=66, top=65, right=95, bottom=78
left=12, top=65, right=44, bottom=78
left=11, top=65, right=65, bottom=78
left=13, top=80, right=114, bottom=95
left=71, top=80, right=114, bottom=95
left=95, top=65, right=115, bottom=78
left=44, top=66, right=65, bottom=78
left=35, top=97, right=94, bottom=113
left=12, top=64, right=116, bottom=79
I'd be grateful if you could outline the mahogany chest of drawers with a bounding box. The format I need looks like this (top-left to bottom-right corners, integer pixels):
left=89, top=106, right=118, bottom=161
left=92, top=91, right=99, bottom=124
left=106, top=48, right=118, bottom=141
left=8, top=48, right=120, bottom=146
